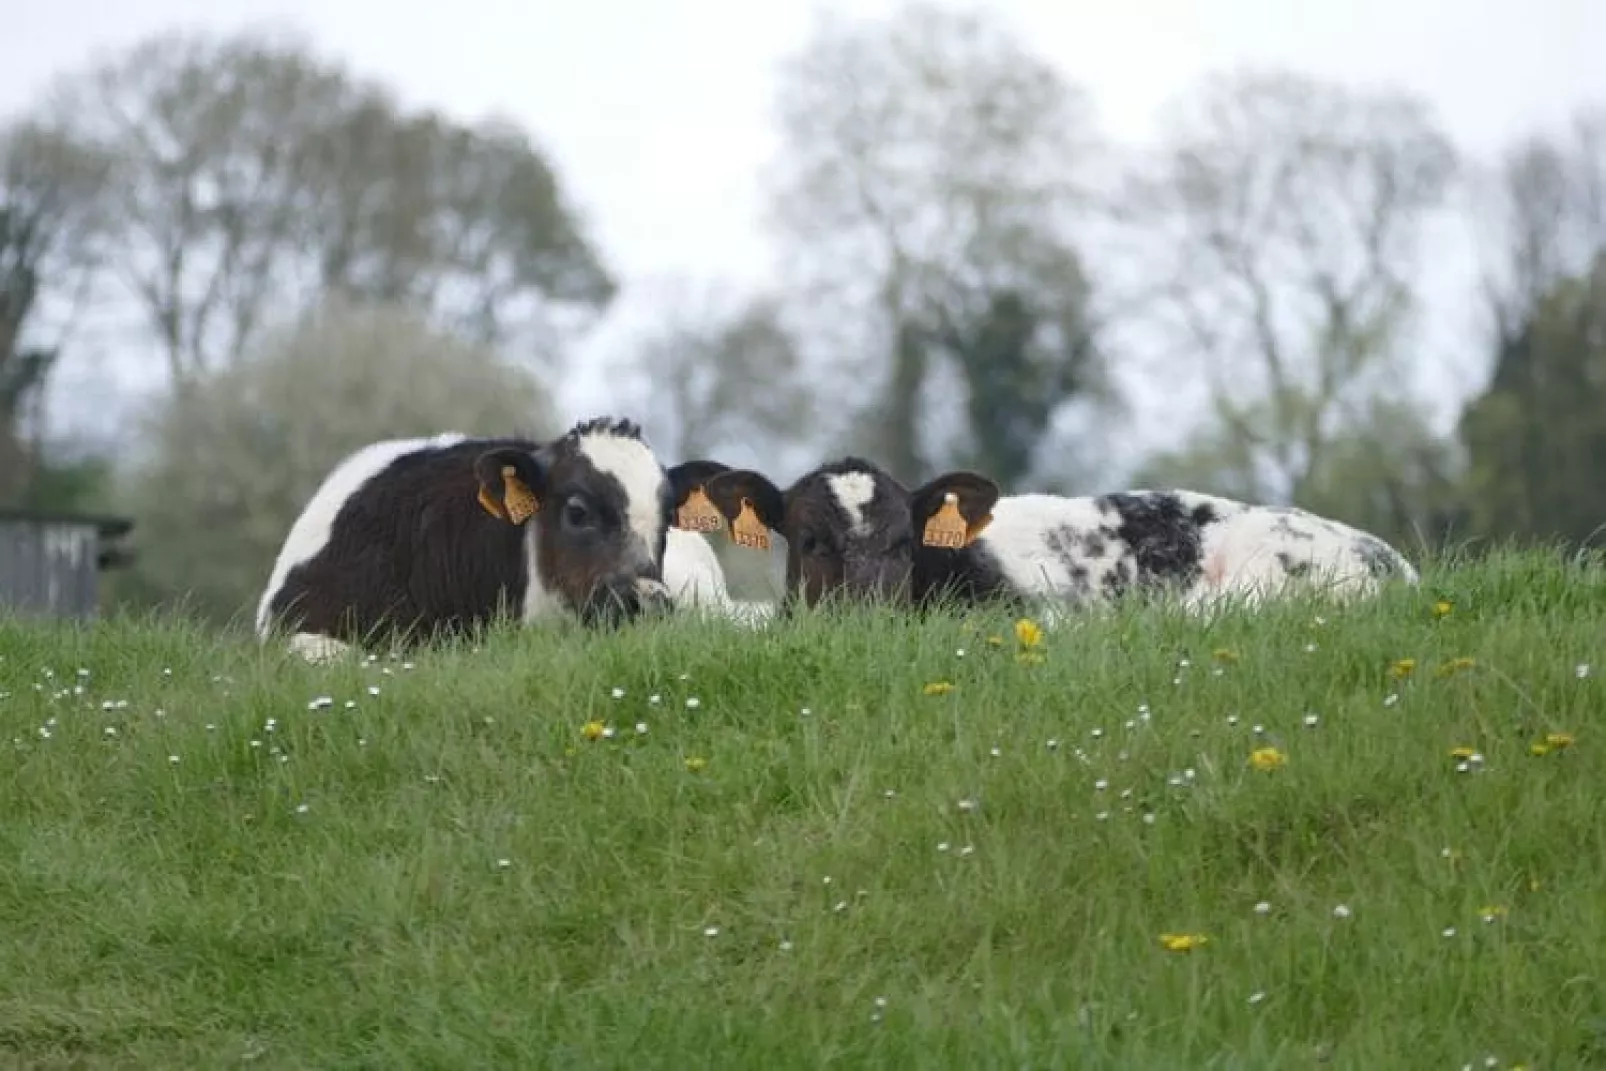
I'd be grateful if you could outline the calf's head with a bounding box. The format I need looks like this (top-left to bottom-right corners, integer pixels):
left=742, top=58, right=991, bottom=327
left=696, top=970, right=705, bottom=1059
left=474, top=416, right=731, bottom=626
left=701, top=457, right=1000, bottom=608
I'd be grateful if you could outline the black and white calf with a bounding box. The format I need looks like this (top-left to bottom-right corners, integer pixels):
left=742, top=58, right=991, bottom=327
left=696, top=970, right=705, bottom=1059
left=255, top=417, right=737, bottom=660
left=699, top=457, right=1420, bottom=613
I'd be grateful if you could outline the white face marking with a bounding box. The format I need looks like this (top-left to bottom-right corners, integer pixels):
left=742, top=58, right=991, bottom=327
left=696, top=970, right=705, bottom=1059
left=255, top=432, right=468, bottom=637
left=826, top=472, right=877, bottom=536
left=576, top=430, right=668, bottom=564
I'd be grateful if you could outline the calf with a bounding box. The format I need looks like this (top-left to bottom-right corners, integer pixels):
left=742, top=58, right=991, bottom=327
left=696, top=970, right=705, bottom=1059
left=255, top=417, right=736, bottom=660
left=698, top=457, right=1419, bottom=613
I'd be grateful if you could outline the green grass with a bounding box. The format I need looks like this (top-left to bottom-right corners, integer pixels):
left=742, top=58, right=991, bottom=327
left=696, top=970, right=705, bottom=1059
left=2, top=550, right=1604, bottom=1070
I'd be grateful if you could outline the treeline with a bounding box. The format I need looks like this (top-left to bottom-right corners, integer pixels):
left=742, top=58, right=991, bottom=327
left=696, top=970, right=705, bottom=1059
left=2, top=4, right=1603, bottom=622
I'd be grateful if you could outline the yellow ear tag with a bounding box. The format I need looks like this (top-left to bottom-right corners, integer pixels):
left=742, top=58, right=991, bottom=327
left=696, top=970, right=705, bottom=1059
left=501, top=464, right=540, bottom=525
left=676, top=486, right=725, bottom=532
left=477, top=486, right=509, bottom=521
left=922, top=492, right=969, bottom=549
left=730, top=498, right=770, bottom=550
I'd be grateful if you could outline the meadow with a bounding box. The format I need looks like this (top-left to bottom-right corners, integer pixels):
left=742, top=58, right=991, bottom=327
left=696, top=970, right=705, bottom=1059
left=1, top=550, right=1603, bottom=1070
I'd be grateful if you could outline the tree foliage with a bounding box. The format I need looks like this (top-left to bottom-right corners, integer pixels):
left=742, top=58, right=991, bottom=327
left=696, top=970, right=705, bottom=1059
left=1130, top=69, right=1457, bottom=505
left=117, top=298, right=556, bottom=623
left=766, top=1, right=1107, bottom=483
left=40, top=28, right=615, bottom=388
left=0, top=120, right=112, bottom=502
left=1460, top=257, right=1606, bottom=546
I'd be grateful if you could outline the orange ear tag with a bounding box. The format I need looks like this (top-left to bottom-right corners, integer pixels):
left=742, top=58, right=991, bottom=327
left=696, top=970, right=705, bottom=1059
left=730, top=498, right=770, bottom=550
left=477, top=486, right=509, bottom=521
left=676, top=486, right=725, bottom=532
left=922, top=492, right=969, bottom=549
left=501, top=465, right=540, bottom=525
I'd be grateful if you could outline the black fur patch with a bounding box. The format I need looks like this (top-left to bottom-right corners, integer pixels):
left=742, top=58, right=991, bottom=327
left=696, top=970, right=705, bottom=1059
left=1094, top=491, right=1211, bottom=594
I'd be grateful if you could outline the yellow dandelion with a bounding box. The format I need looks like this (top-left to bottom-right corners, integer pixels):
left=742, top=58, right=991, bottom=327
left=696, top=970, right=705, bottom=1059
left=581, top=720, right=606, bottom=741
left=923, top=681, right=955, bottom=696
left=986, top=635, right=1003, bottom=647
left=1530, top=731, right=1573, bottom=756
left=1249, top=746, right=1286, bottom=771
left=1388, top=658, right=1417, bottom=679
left=1212, top=647, right=1240, bottom=664
left=1014, top=618, right=1044, bottom=648
left=1435, top=657, right=1477, bottom=678
left=1449, top=745, right=1476, bottom=761
left=1159, top=933, right=1209, bottom=952
left=684, top=756, right=708, bottom=773
left=1016, top=651, right=1045, bottom=666
left=1432, top=599, right=1453, bottom=618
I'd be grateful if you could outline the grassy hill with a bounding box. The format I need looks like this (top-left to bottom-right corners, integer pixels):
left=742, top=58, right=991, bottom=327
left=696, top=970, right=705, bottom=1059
left=2, top=550, right=1603, bottom=1069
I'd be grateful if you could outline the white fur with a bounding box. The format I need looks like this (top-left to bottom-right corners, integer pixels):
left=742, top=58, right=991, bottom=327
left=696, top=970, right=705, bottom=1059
left=1194, top=507, right=1420, bottom=609
left=827, top=472, right=877, bottom=536
left=661, top=529, right=776, bottom=629
left=972, top=491, right=1413, bottom=612
left=577, top=431, right=668, bottom=565
left=979, top=494, right=1129, bottom=599
left=663, top=528, right=730, bottom=607
left=255, top=432, right=468, bottom=638
left=288, top=632, right=353, bottom=664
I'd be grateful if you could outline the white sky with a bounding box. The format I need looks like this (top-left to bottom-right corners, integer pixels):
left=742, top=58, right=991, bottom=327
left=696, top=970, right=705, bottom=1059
left=6, top=0, right=1606, bottom=476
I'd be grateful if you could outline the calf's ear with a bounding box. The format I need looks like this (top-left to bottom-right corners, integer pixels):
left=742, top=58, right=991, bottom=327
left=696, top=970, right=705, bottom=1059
left=666, top=460, right=733, bottom=533
left=474, top=447, right=549, bottom=526
left=702, top=469, right=786, bottom=551
left=910, top=471, right=1000, bottom=548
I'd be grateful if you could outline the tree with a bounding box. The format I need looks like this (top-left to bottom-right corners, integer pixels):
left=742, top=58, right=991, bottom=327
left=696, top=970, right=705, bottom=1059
left=115, top=297, right=557, bottom=623
left=1460, top=257, right=1606, bottom=546
left=608, top=276, right=815, bottom=466
left=765, top=1, right=1107, bottom=483
left=38, top=28, right=614, bottom=390
left=921, top=232, right=1110, bottom=486
left=0, top=121, right=111, bottom=502
left=1457, top=106, right=1606, bottom=547
left=1126, top=69, right=1457, bottom=505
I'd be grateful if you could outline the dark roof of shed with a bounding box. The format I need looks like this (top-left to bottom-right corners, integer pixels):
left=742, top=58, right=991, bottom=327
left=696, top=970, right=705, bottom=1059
left=0, top=509, right=134, bottom=538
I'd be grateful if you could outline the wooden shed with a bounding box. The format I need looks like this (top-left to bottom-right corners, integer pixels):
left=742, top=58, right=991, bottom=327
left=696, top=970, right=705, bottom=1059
left=0, top=509, right=134, bottom=621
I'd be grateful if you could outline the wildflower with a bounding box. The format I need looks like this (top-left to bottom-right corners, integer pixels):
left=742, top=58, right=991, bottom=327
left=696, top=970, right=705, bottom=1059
left=1576, top=663, right=1591, bottom=679
left=1016, top=651, right=1045, bottom=666
left=1388, top=658, right=1417, bottom=679
left=1014, top=618, right=1043, bottom=648
left=684, top=756, right=708, bottom=773
left=1332, top=904, right=1352, bottom=919
left=1436, top=657, right=1477, bottom=678
left=1159, top=933, right=1209, bottom=952
left=1432, top=599, right=1453, bottom=618
left=985, top=635, right=1003, bottom=647
left=1530, top=732, right=1573, bottom=756
left=1249, top=746, right=1286, bottom=771
left=581, top=720, right=606, bottom=741
left=1479, top=904, right=1507, bottom=923
left=1212, top=647, right=1240, bottom=663
left=923, top=681, right=955, bottom=696
left=1450, top=746, right=1476, bottom=761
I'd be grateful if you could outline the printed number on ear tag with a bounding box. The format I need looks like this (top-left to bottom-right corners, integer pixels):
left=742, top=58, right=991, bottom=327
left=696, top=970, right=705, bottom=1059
left=731, top=499, right=770, bottom=550
left=677, top=487, right=725, bottom=532
left=922, top=492, right=969, bottom=549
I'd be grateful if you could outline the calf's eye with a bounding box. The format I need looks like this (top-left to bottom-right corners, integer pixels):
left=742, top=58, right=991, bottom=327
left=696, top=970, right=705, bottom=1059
left=563, top=498, right=593, bottom=529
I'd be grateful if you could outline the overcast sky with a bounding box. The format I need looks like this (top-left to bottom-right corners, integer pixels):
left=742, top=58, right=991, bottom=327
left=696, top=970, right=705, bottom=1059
left=6, top=0, right=1606, bottom=473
